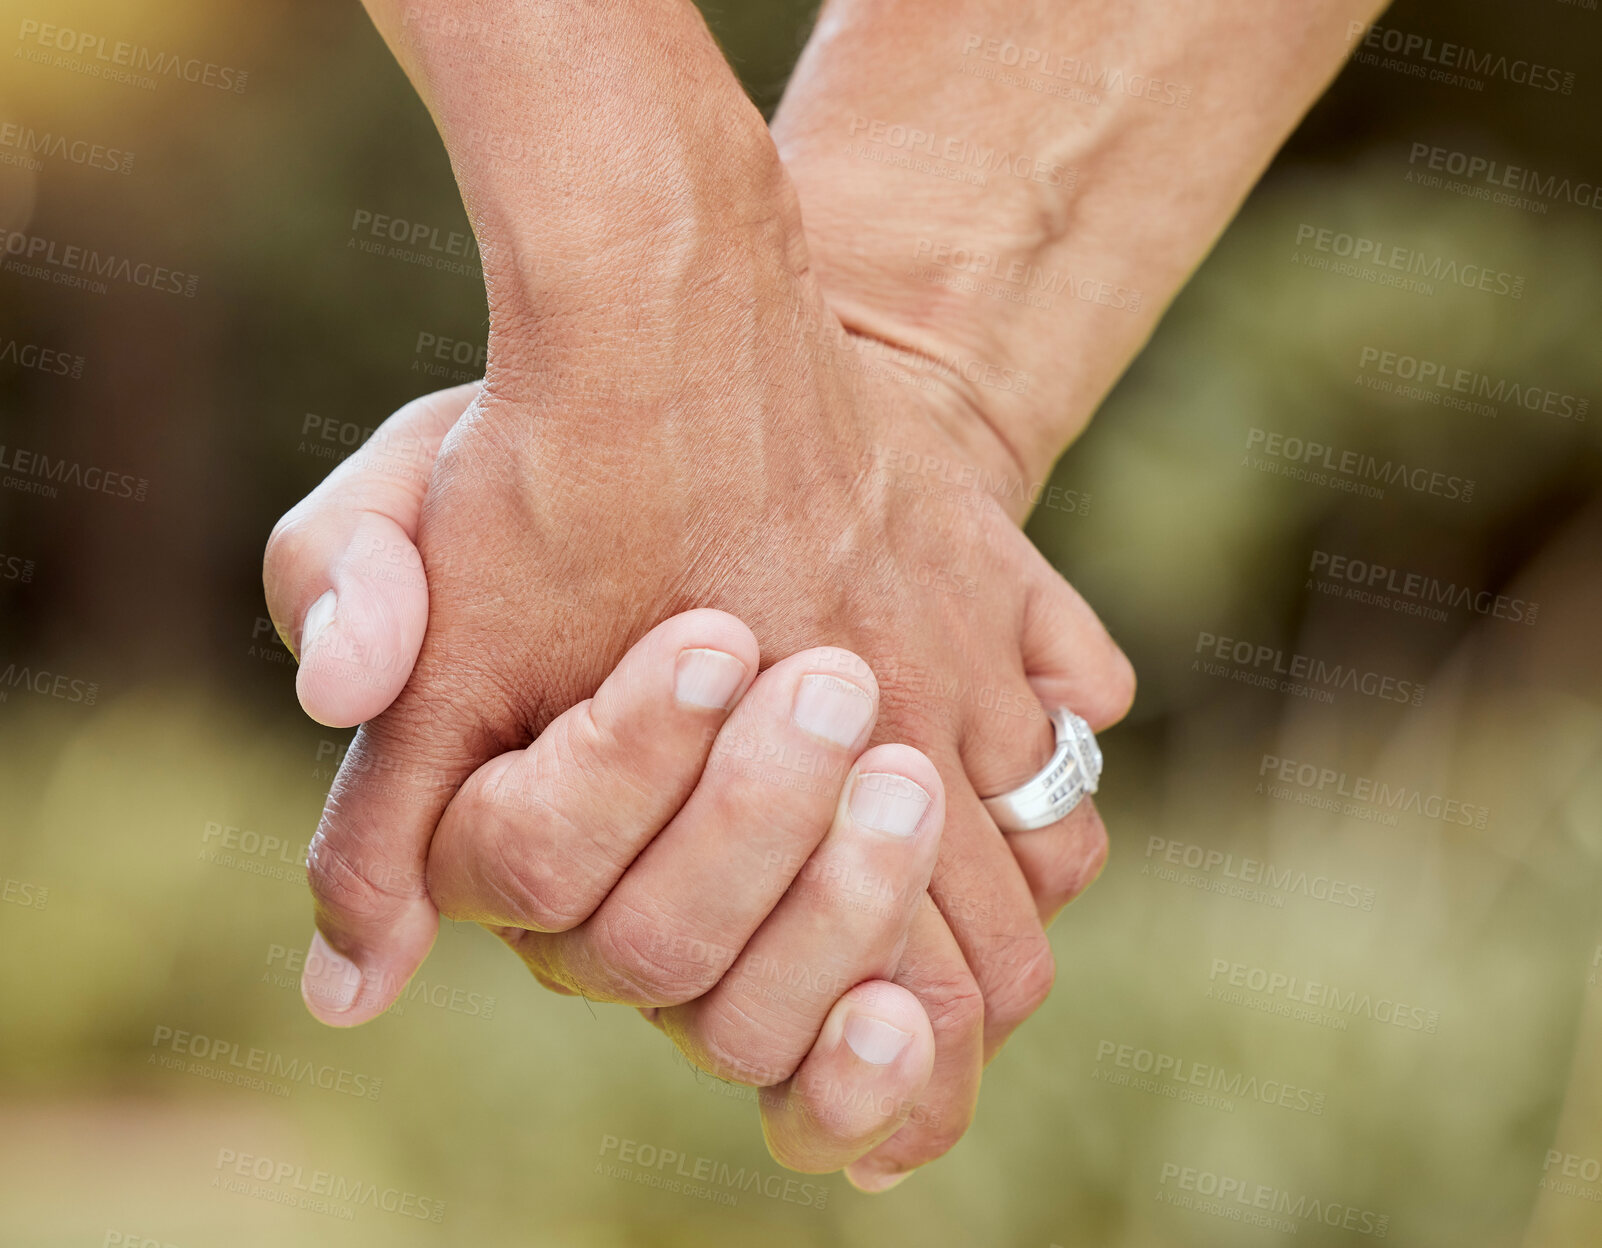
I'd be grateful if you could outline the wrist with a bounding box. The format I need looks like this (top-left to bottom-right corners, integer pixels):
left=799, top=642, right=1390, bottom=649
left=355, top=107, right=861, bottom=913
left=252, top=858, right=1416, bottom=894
left=776, top=0, right=1382, bottom=485
left=365, top=0, right=796, bottom=340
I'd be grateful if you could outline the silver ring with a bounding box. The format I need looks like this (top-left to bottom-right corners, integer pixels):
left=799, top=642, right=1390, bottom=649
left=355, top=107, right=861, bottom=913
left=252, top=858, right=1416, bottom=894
left=981, top=708, right=1102, bottom=833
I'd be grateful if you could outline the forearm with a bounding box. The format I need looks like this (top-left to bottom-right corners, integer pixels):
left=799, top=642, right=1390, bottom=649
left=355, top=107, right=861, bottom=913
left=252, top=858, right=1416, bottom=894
left=359, top=1, right=796, bottom=372
left=774, top=0, right=1388, bottom=484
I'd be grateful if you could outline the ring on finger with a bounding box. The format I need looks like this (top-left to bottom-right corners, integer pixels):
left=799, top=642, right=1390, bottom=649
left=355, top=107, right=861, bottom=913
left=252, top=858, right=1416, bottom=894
left=979, top=707, right=1101, bottom=833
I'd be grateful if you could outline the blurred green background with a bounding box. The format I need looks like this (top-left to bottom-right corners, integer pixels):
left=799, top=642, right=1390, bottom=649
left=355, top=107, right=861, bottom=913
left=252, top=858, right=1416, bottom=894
left=4, top=1, right=1602, bottom=1245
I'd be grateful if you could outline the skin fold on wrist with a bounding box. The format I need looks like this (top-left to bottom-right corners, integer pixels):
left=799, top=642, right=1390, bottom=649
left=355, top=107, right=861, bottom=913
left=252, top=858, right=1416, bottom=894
left=773, top=0, right=1387, bottom=487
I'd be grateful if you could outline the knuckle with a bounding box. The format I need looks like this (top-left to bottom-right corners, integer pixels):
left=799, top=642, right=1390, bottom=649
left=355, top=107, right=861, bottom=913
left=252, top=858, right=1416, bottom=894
left=555, top=706, right=669, bottom=830
left=582, top=901, right=721, bottom=1006
left=863, top=1071, right=972, bottom=1167
left=892, top=1098, right=973, bottom=1168
left=305, top=829, right=421, bottom=928
left=451, top=771, right=595, bottom=932
left=916, top=965, right=986, bottom=1043
left=482, top=824, right=589, bottom=933
left=984, top=933, right=1056, bottom=1034
left=1042, top=808, right=1110, bottom=912
left=692, top=1004, right=796, bottom=1087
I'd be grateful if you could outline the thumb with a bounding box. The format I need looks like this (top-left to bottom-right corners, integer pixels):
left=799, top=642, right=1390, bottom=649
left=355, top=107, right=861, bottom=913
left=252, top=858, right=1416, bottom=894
left=263, top=384, right=476, bottom=727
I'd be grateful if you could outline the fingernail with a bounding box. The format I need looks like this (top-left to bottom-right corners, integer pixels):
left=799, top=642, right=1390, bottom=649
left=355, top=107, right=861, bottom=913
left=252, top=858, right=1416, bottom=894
left=299, top=590, right=337, bottom=663
left=302, top=931, right=362, bottom=1017
left=793, top=674, right=874, bottom=747
left=850, top=772, right=931, bottom=838
left=674, top=648, right=748, bottom=710
left=843, top=1013, right=913, bottom=1065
